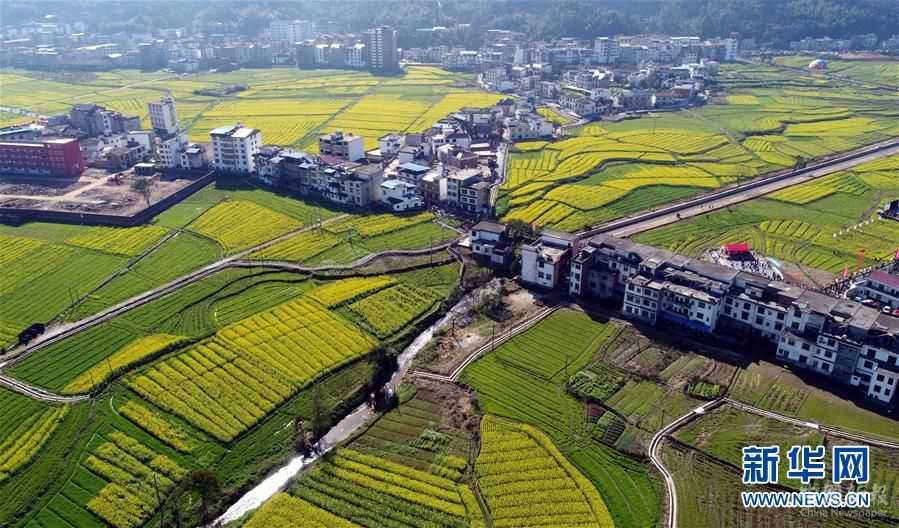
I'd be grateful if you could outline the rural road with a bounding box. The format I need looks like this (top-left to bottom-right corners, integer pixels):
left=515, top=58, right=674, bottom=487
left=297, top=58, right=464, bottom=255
left=647, top=396, right=899, bottom=528
left=581, top=137, right=899, bottom=239
left=412, top=305, right=557, bottom=383
left=647, top=398, right=726, bottom=528
left=0, top=231, right=462, bottom=374
left=0, top=373, right=89, bottom=403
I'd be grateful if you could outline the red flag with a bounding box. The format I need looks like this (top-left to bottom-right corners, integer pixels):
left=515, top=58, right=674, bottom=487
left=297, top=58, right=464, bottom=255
left=842, top=266, right=849, bottom=280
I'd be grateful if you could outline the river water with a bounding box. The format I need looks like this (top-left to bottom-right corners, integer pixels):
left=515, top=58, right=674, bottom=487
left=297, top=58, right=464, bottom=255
left=214, top=291, right=475, bottom=525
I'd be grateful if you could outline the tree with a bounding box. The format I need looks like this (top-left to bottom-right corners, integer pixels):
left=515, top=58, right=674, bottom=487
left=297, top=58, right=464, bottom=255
left=310, top=385, right=328, bottom=438
left=130, top=177, right=154, bottom=206
left=478, top=283, right=503, bottom=316
left=187, top=469, right=220, bottom=524
left=506, top=219, right=536, bottom=243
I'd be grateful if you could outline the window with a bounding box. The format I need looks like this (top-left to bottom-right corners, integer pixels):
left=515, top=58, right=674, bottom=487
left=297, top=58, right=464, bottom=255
left=755, top=316, right=763, bottom=325
left=801, top=343, right=811, bottom=351
left=864, top=360, right=874, bottom=369
left=877, top=374, right=885, bottom=382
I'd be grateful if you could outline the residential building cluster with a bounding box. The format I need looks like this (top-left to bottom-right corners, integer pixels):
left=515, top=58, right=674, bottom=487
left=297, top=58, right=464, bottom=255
left=0, top=94, right=212, bottom=177
left=0, top=16, right=399, bottom=73
left=209, top=98, right=551, bottom=214
left=474, top=228, right=899, bottom=407
left=788, top=33, right=895, bottom=53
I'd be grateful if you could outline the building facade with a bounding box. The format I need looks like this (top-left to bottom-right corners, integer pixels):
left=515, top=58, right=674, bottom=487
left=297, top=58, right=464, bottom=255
left=569, top=234, right=899, bottom=406
left=365, top=26, right=399, bottom=72
left=319, top=131, right=365, bottom=161
left=0, top=137, right=84, bottom=177
left=210, top=125, right=262, bottom=173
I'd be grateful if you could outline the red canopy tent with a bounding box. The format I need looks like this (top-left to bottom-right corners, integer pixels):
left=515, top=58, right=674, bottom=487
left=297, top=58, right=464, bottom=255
left=724, top=242, right=751, bottom=257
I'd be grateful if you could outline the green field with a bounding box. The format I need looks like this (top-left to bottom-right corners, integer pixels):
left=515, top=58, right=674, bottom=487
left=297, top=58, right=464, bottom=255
left=0, top=66, right=499, bottom=151
left=1, top=257, right=460, bottom=528
left=0, top=177, right=462, bottom=350
left=460, top=310, right=662, bottom=528
left=774, top=55, right=899, bottom=86
left=498, top=63, right=899, bottom=232
left=636, top=155, right=899, bottom=275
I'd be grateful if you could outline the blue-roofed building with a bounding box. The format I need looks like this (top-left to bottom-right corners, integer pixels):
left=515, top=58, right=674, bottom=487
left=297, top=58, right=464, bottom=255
left=397, top=161, right=432, bottom=185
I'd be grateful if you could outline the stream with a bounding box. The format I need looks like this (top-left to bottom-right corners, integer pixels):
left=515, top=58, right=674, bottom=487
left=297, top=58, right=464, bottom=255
left=214, top=290, right=476, bottom=525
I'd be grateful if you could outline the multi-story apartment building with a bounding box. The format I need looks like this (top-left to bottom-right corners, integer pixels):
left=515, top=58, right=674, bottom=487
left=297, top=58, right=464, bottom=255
left=856, top=271, right=899, bottom=308
left=148, top=95, right=179, bottom=136
left=251, top=146, right=382, bottom=207
left=269, top=19, right=316, bottom=46
left=594, top=37, right=619, bottom=64
left=364, top=25, right=399, bottom=72
left=69, top=104, right=141, bottom=137
left=459, top=180, right=491, bottom=215
left=444, top=169, right=481, bottom=209
left=521, top=230, right=576, bottom=289
left=569, top=233, right=899, bottom=406
left=319, top=131, right=364, bottom=162
left=210, top=124, right=262, bottom=174
left=149, top=95, right=195, bottom=170
left=320, top=163, right=383, bottom=207
left=0, top=137, right=84, bottom=177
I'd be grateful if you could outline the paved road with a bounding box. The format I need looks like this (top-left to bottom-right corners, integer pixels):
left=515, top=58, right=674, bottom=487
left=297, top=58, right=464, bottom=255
left=0, top=374, right=88, bottom=403
left=580, top=138, right=899, bottom=239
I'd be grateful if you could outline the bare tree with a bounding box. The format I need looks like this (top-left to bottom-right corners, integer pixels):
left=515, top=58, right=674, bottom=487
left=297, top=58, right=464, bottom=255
left=130, top=177, right=155, bottom=206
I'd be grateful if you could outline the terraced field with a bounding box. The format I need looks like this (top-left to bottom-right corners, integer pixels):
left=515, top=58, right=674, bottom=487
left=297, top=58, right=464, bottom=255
left=4, top=259, right=461, bottom=528
left=498, top=63, right=899, bottom=232
left=636, top=155, right=899, bottom=274
left=477, top=416, right=613, bottom=527
left=460, top=310, right=661, bottom=528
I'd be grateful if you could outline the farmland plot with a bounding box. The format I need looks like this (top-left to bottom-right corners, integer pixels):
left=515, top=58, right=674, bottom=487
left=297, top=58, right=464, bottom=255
left=244, top=493, right=361, bottom=528
left=477, top=416, right=613, bottom=528
left=0, top=391, right=67, bottom=483
left=499, top=63, right=899, bottom=231
left=291, top=448, right=482, bottom=528
left=128, top=292, right=375, bottom=440
left=62, top=334, right=187, bottom=395
left=189, top=199, right=302, bottom=253
left=349, top=284, right=442, bottom=337
left=637, top=155, right=899, bottom=274
left=461, top=310, right=661, bottom=528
